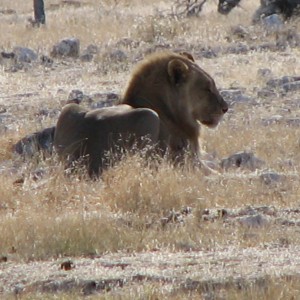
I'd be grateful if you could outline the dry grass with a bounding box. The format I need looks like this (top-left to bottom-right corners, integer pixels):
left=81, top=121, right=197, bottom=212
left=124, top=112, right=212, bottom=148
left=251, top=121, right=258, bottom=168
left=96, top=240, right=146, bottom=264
left=0, top=0, right=300, bottom=298
left=4, top=276, right=300, bottom=299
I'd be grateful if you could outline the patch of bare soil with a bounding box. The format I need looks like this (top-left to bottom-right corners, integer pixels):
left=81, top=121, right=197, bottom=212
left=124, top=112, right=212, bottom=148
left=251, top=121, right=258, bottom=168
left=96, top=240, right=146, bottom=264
left=1, top=245, right=300, bottom=296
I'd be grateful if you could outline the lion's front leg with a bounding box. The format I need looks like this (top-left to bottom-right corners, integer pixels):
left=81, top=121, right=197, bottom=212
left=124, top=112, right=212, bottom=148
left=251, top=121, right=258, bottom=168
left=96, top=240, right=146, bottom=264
left=189, top=139, right=221, bottom=175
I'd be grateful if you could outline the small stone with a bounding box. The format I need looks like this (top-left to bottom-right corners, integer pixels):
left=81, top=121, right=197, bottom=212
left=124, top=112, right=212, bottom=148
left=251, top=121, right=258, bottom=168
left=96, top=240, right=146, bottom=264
left=262, top=14, right=283, bottom=33
left=276, top=28, right=300, bottom=48
left=218, top=209, right=228, bottom=218
left=14, top=126, right=55, bottom=157
left=260, top=171, right=284, bottom=185
left=68, top=89, right=84, bottom=104
left=40, top=55, right=53, bottom=66
left=60, top=260, right=75, bottom=271
left=282, top=81, right=300, bottom=93
left=82, top=280, right=97, bottom=295
left=238, top=214, right=268, bottom=228
left=13, top=47, right=38, bottom=63
left=257, top=68, right=272, bottom=80
left=286, top=118, right=300, bottom=127
left=231, top=25, right=249, bottom=39
left=107, top=49, right=127, bottom=62
left=1, top=52, right=15, bottom=59
left=85, top=44, right=99, bottom=55
left=90, top=92, right=119, bottom=108
left=220, top=89, right=242, bottom=99
left=266, top=76, right=298, bottom=88
left=257, top=88, right=277, bottom=98
left=221, top=151, right=265, bottom=171
left=0, top=9, right=16, bottom=15
left=219, top=89, right=254, bottom=106
left=80, top=53, right=93, bottom=62
left=0, top=256, right=7, bottom=263
left=200, top=47, right=217, bottom=59
left=61, top=0, right=82, bottom=7
left=261, top=115, right=283, bottom=126
left=225, top=43, right=249, bottom=54
left=51, top=38, right=80, bottom=58
left=115, top=38, right=139, bottom=48
left=80, top=44, right=99, bottom=62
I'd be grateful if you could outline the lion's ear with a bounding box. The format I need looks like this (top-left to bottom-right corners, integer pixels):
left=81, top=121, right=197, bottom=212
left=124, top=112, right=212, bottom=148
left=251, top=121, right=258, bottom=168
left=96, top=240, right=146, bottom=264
left=179, top=51, right=195, bottom=62
left=168, top=59, right=189, bottom=85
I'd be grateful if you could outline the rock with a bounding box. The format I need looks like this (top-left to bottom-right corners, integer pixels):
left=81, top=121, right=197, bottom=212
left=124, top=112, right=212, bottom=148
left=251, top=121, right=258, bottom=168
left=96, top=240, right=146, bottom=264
left=253, top=42, right=278, bottom=52
left=14, top=126, right=55, bottom=157
left=1, top=52, right=15, bottom=59
left=36, top=108, right=60, bottom=118
left=61, top=0, right=82, bottom=7
left=260, top=171, right=285, bottom=185
left=67, top=89, right=84, bottom=104
left=50, top=38, right=80, bottom=58
left=40, top=55, right=53, bottom=66
left=105, top=49, right=127, bottom=62
left=262, top=14, right=283, bottom=32
left=85, top=44, right=99, bottom=55
left=238, top=205, right=277, bottom=216
left=219, top=89, right=253, bottom=106
left=218, top=0, right=241, bottom=15
left=13, top=47, right=38, bottom=63
left=90, top=92, right=119, bottom=108
left=261, top=116, right=300, bottom=127
left=82, top=280, right=97, bottom=295
left=200, top=47, right=218, bottom=59
left=276, top=28, right=300, bottom=48
left=266, top=76, right=300, bottom=88
left=220, top=89, right=243, bottom=99
left=13, top=284, right=25, bottom=295
left=257, top=88, right=277, bottom=98
left=225, top=43, right=249, bottom=54
left=80, top=44, right=99, bottom=62
left=80, top=53, right=93, bottom=62
left=0, top=9, right=16, bottom=15
left=285, top=118, right=300, bottom=127
left=0, top=112, right=13, bottom=124
left=238, top=214, right=268, bottom=228
left=115, top=38, right=139, bottom=48
left=257, top=68, right=273, bottom=80
left=282, top=81, right=300, bottom=93
left=261, top=114, right=283, bottom=126
left=60, top=260, right=75, bottom=271
left=0, top=256, right=8, bottom=262
left=221, top=151, right=265, bottom=171
left=231, top=25, right=249, bottom=39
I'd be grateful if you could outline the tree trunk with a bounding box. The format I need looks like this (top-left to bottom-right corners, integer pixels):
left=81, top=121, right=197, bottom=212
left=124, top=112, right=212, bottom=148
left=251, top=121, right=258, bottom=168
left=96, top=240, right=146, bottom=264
left=33, top=0, right=46, bottom=25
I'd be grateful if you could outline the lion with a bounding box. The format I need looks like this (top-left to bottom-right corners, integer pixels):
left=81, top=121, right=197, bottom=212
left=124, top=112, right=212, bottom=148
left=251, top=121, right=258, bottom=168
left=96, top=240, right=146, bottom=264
left=54, top=51, right=228, bottom=177
left=121, top=51, right=228, bottom=163
left=54, top=104, right=159, bottom=177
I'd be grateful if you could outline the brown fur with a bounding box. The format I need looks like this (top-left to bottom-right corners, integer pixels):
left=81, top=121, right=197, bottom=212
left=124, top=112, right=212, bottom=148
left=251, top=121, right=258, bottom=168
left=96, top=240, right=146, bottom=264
left=54, top=104, right=159, bottom=177
left=121, top=51, right=228, bottom=163
left=54, top=51, right=228, bottom=177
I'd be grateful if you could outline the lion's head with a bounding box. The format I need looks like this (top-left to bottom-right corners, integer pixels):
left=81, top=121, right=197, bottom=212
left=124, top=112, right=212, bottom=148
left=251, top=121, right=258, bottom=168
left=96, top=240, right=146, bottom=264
left=121, top=51, right=228, bottom=157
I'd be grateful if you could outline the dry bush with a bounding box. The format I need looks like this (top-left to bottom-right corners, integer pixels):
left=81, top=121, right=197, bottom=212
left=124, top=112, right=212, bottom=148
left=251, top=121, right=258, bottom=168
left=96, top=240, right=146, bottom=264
left=101, top=155, right=205, bottom=216
left=0, top=153, right=208, bottom=260
left=0, top=133, right=16, bottom=162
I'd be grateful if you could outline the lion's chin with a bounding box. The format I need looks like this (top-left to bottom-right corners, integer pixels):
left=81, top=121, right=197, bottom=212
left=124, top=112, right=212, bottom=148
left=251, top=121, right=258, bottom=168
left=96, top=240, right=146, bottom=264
left=199, top=116, right=223, bottom=128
